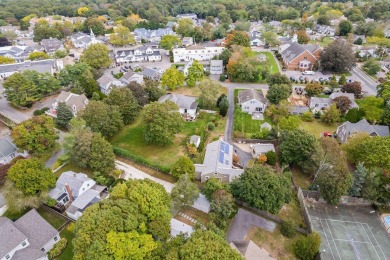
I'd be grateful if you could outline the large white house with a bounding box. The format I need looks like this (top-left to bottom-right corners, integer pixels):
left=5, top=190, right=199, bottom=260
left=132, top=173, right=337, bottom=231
left=0, top=209, right=60, bottom=260
left=0, top=59, right=63, bottom=79
left=0, top=46, right=35, bottom=62
left=115, top=46, right=162, bottom=64
left=49, top=171, right=107, bottom=220
left=172, top=46, right=225, bottom=63
left=237, top=89, right=267, bottom=115
left=69, top=29, right=102, bottom=49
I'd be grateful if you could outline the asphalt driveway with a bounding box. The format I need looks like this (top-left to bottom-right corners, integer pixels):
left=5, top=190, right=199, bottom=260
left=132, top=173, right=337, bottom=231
left=227, top=208, right=276, bottom=242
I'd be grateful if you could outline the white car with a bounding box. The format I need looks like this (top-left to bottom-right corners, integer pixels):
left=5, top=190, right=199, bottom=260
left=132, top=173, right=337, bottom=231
left=302, top=70, right=315, bottom=75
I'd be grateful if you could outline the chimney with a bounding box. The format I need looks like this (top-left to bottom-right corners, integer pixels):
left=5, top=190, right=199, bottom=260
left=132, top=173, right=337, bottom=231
left=64, top=183, right=74, bottom=202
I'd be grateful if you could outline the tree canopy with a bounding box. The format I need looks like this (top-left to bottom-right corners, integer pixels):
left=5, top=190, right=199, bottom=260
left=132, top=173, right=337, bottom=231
left=105, top=87, right=140, bottom=124
left=109, top=25, right=135, bottom=46
left=161, top=67, right=185, bottom=90
left=266, top=84, right=291, bottom=104
left=143, top=101, right=183, bottom=145
left=231, top=166, right=291, bottom=214
left=11, top=115, right=58, bottom=154
left=80, top=43, right=111, bottom=69
left=320, top=39, right=356, bottom=73
left=73, top=179, right=171, bottom=259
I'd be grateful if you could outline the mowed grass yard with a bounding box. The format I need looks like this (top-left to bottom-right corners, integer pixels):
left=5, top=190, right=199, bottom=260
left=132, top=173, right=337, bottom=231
left=256, top=51, right=280, bottom=75
left=299, top=120, right=337, bottom=138
left=111, top=112, right=226, bottom=169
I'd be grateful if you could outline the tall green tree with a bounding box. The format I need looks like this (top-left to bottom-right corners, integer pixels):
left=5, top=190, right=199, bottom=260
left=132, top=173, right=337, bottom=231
left=59, top=63, right=92, bottom=87
left=316, top=138, right=352, bottom=205
left=171, top=174, right=199, bottom=214
left=11, top=115, right=58, bottom=154
left=170, top=156, right=195, bottom=179
left=294, top=232, right=321, bottom=260
left=320, top=39, right=356, bottom=72
left=3, top=73, right=40, bottom=107
left=279, top=129, right=318, bottom=166
left=266, top=73, right=291, bottom=87
left=261, top=31, right=280, bottom=46
left=143, top=101, right=183, bottom=145
left=81, top=43, right=111, bottom=69
left=176, top=18, right=194, bottom=37
left=160, top=35, right=182, bottom=50
left=187, top=60, right=204, bottom=87
left=231, top=166, right=291, bottom=214
left=105, top=87, right=139, bottom=124
left=359, top=96, right=384, bottom=123
left=90, top=132, right=115, bottom=174
left=278, top=116, right=301, bottom=131
left=338, top=20, right=353, bottom=36
left=266, top=84, right=291, bottom=104
left=362, top=59, right=381, bottom=76
left=304, top=82, right=324, bottom=97
left=219, top=97, right=229, bottom=117
left=109, top=25, right=135, bottom=46
left=22, top=70, right=61, bottom=96
left=210, top=189, right=237, bottom=228
left=349, top=162, right=367, bottom=197
left=55, top=102, right=73, bottom=128
left=161, top=67, right=185, bottom=90
left=321, top=103, right=341, bottom=125
left=198, top=79, right=220, bottom=109
left=80, top=101, right=124, bottom=138
left=78, top=73, right=99, bottom=98
left=7, top=158, right=55, bottom=196
left=178, top=229, right=243, bottom=259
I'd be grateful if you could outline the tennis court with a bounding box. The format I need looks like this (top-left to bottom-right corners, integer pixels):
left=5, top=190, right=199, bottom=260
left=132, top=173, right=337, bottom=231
left=306, top=203, right=390, bottom=260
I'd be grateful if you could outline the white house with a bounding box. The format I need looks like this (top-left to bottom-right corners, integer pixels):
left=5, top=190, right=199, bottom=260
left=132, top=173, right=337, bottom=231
left=133, top=28, right=175, bottom=43
left=0, top=209, right=60, bottom=260
left=194, top=139, right=244, bottom=183
left=182, top=37, right=194, bottom=47
left=120, top=71, right=144, bottom=85
left=210, top=60, right=223, bottom=75
left=46, top=91, right=88, bottom=118
left=97, top=74, right=124, bottom=95
left=0, top=45, right=35, bottom=62
left=250, top=37, right=263, bottom=47
left=49, top=171, right=107, bottom=220
left=172, top=46, right=225, bottom=63
left=158, top=93, right=198, bottom=120
left=0, top=138, right=28, bottom=165
left=238, top=89, right=267, bottom=115
left=69, top=29, right=102, bottom=49
left=115, top=46, right=162, bottom=64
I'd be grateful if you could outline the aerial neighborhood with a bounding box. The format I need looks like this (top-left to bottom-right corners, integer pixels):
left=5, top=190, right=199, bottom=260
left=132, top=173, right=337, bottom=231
left=0, top=0, right=390, bottom=259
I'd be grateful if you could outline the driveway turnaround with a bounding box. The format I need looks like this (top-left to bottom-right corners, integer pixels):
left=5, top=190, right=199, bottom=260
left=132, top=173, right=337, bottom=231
left=227, top=208, right=276, bottom=242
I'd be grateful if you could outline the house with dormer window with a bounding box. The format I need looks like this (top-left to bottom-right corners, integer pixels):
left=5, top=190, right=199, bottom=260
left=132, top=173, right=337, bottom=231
left=115, top=46, right=162, bottom=64
left=280, top=42, right=322, bottom=71
left=46, top=91, right=88, bottom=118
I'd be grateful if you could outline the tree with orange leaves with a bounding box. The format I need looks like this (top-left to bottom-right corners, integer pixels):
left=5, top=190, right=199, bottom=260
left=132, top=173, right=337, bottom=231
left=225, top=31, right=250, bottom=48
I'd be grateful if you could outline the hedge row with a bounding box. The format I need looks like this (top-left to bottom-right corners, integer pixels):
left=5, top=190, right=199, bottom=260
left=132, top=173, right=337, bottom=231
left=113, top=146, right=171, bottom=174
left=48, top=238, right=67, bottom=260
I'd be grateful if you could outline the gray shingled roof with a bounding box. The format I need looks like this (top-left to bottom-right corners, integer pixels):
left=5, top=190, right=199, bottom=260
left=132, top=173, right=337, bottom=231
left=159, top=93, right=198, bottom=110
left=56, top=171, right=92, bottom=197
left=12, top=247, right=46, bottom=260
left=14, top=209, right=58, bottom=250
left=56, top=91, right=88, bottom=113
left=0, top=138, right=17, bottom=160
left=238, top=89, right=267, bottom=104
left=69, top=189, right=100, bottom=211
left=337, top=119, right=389, bottom=143
left=0, top=60, right=55, bottom=74
left=0, top=218, right=27, bottom=259
left=281, top=42, right=320, bottom=63
left=252, top=143, right=275, bottom=155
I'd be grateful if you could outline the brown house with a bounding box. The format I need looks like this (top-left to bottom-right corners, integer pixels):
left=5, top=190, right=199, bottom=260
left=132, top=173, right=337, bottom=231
left=280, top=42, right=322, bottom=71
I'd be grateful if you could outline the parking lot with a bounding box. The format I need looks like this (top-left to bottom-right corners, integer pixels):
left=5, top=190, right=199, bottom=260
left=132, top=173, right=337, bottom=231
left=284, top=70, right=356, bottom=84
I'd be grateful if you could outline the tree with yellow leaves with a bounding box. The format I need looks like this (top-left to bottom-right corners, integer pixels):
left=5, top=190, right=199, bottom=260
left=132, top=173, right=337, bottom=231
left=77, top=7, right=91, bottom=17
left=258, top=155, right=267, bottom=164
left=109, top=25, right=135, bottom=46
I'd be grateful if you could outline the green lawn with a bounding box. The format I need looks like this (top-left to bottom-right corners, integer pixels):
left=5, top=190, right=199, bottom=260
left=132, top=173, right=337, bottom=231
left=309, top=36, right=334, bottom=47
left=54, top=162, right=93, bottom=178
left=291, top=166, right=312, bottom=190
left=299, top=120, right=337, bottom=138
left=111, top=112, right=225, bottom=169
left=36, top=207, right=67, bottom=229
left=58, top=228, right=74, bottom=260
left=252, top=51, right=280, bottom=82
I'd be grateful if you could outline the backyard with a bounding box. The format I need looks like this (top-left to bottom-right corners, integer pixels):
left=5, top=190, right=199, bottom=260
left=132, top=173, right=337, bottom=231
left=252, top=51, right=280, bottom=82
left=299, top=120, right=337, bottom=138
left=309, top=36, right=334, bottom=47
left=111, top=111, right=226, bottom=169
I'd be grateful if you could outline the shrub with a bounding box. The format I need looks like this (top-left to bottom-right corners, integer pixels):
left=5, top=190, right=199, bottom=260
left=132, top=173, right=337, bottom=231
left=280, top=220, right=296, bottom=238
left=66, top=222, right=75, bottom=233
left=294, top=232, right=321, bottom=260
left=33, top=107, right=49, bottom=116
left=345, top=108, right=365, bottom=123
left=48, top=238, right=67, bottom=260
left=207, top=122, right=215, bottom=131
left=111, top=178, right=126, bottom=187
left=265, top=151, right=277, bottom=165
left=45, top=197, right=57, bottom=207
left=219, top=74, right=225, bottom=82
left=301, top=111, right=314, bottom=122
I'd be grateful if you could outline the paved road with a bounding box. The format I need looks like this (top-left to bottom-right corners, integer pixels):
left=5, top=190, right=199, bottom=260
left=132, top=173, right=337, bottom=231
left=45, top=130, right=66, bottom=168
left=351, top=67, right=378, bottom=96
left=227, top=208, right=276, bottom=242
left=116, top=159, right=175, bottom=193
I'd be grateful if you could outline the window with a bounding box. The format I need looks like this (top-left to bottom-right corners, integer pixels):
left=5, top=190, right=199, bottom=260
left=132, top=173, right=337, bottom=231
left=205, top=176, right=209, bottom=180
left=41, top=248, right=45, bottom=252
left=22, top=241, right=26, bottom=246
left=214, top=172, right=218, bottom=175
left=5, top=255, right=10, bottom=259
left=54, top=236, right=58, bottom=241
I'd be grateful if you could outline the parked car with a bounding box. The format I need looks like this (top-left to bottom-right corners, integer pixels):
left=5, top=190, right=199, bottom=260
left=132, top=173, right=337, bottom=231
left=302, top=70, right=315, bottom=75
